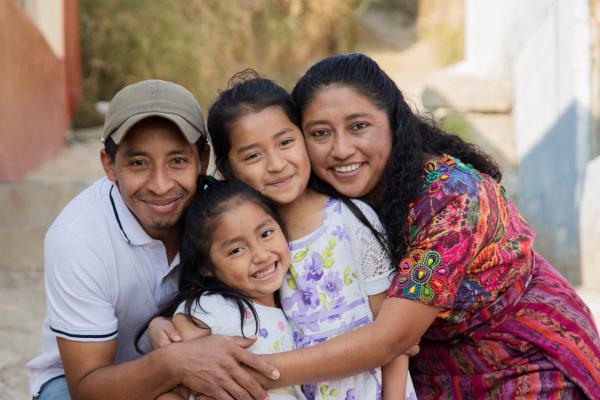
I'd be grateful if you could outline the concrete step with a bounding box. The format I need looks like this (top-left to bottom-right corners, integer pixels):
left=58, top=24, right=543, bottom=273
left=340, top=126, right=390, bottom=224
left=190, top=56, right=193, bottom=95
left=0, top=181, right=90, bottom=273
left=0, top=181, right=89, bottom=227
left=422, top=69, right=512, bottom=113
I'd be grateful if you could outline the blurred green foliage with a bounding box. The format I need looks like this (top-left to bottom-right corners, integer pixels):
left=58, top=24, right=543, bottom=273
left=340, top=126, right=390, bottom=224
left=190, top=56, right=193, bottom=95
left=416, top=0, right=464, bottom=65
left=439, top=113, right=476, bottom=143
left=76, top=0, right=360, bottom=127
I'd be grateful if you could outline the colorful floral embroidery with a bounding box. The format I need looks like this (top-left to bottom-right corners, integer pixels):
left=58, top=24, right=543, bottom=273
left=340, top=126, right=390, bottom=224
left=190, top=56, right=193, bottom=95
left=394, top=249, right=449, bottom=303
left=417, top=160, right=451, bottom=194
left=452, top=156, right=482, bottom=180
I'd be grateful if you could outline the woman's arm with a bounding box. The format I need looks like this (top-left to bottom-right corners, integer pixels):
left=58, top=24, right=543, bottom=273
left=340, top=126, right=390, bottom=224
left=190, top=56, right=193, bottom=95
left=262, top=297, right=438, bottom=388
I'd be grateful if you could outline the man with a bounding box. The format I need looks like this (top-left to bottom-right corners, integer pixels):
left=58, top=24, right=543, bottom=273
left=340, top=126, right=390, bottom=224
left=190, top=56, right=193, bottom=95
left=27, top=80, right=278, bottom=400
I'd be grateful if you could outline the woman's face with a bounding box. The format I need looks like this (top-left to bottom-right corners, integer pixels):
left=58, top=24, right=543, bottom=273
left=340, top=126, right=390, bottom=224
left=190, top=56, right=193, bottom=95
left=301, top=85, right=392, bottom=199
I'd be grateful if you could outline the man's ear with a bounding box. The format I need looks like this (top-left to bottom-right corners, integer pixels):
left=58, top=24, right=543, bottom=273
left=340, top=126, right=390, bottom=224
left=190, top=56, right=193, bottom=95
left=100, top=149, right=117, bottom=182
left=199, top=144, right=211, bottom=176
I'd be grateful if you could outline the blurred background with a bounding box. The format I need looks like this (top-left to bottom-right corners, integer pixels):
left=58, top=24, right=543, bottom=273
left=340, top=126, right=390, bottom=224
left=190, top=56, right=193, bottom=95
left=1, top=0, right=599, bottom=397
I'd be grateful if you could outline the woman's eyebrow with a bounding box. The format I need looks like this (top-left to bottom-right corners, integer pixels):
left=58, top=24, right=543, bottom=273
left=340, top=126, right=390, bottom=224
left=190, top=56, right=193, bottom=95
left=303, top=119, right=329, bottom=129
left=344, top=112, right=371, bottom=121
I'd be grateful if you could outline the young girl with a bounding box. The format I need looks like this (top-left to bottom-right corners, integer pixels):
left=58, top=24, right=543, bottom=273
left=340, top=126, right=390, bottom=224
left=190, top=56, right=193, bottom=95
left=141, top=177, right=306, bottom=400
left=203, top=72, right=417, bottom=399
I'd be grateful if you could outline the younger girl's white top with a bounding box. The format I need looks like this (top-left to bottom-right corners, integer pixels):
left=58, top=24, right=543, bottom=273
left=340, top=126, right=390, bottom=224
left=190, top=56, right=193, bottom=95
left=281, top=198, right=417, bottom=400
left=175, top=294, right=306, bottom=399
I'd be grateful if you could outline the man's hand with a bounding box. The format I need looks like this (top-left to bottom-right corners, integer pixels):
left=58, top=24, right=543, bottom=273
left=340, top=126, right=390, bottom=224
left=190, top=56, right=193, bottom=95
left=149, top=316, right=182, bottom=349
left=172, top=334, right=279, bottom=400
left=57, top=333, right=278, bottom=400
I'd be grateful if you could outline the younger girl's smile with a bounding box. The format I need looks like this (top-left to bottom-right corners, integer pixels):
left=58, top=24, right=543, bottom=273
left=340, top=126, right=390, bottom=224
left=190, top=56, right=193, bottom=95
left=209, top=200, right=290, bottom=307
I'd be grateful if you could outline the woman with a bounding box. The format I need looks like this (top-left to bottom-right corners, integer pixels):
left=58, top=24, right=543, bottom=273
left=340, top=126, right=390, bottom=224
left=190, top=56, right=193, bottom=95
left=272, top=52, right=600, bottom=399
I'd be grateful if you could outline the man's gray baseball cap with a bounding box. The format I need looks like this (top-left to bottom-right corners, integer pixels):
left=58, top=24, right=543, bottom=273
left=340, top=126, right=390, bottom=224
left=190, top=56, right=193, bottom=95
left=101, top=79, right=207, bottom=144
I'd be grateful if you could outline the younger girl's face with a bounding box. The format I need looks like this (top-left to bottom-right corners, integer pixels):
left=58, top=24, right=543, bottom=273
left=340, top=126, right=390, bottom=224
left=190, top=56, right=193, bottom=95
left=209, top=200, right=290, bottom=307
left=227, top=106, right=311, bottom=205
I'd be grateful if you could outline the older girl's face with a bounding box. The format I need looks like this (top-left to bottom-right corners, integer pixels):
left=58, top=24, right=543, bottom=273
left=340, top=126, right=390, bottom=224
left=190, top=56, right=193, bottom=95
left=301, top=85, right=392, bottom=199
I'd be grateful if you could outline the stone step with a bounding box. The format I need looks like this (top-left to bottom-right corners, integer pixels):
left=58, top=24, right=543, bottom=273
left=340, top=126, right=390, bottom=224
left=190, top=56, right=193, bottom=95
left=422, top=69, right=512, bottom=113
left=0, top=225, right=46, bottom=272
left=0, top=181, right=89, bottom=227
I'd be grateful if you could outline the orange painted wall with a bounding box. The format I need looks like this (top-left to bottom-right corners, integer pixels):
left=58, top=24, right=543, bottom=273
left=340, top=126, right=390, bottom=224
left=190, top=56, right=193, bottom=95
left=64, top=0, right=82, bottom=120
left=0, top=0, right=69, bottom=180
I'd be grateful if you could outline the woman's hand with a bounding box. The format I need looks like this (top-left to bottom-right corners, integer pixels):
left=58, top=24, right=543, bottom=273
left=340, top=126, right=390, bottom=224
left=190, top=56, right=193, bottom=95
left=149, top=316, right=182, bottom=349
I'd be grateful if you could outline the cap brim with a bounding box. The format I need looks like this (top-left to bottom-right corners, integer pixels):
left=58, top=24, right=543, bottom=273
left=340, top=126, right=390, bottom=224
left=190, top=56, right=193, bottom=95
left=109, top=112, right=203, bottom=144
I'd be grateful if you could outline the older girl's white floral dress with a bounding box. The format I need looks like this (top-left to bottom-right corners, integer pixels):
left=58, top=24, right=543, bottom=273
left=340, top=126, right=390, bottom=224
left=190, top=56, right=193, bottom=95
left=281, top=198, right=417, bottom=400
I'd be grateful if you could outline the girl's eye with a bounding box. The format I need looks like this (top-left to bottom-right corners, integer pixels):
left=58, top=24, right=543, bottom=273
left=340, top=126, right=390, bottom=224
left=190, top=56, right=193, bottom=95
left=261, top=229, right=274, bottom=239
left=280, top=138, right=294, bottom=147
left=243, top=152, right=261, bottom=161
left=351, top=122, right=369, bottom=131
left=227, top=247, right=243, bottom=256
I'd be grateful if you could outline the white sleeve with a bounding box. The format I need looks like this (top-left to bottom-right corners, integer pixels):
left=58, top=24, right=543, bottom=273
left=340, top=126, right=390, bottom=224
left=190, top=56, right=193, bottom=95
left=351, top=200, right=395, bottom=295
left=45, top=225, right=118, bottom=341
left=173, top=294, right=222, bottom=330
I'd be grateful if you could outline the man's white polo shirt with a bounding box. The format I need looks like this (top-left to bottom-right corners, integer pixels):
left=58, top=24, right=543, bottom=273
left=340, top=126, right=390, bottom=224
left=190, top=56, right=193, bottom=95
left=27, top=177, right=181, bottom=397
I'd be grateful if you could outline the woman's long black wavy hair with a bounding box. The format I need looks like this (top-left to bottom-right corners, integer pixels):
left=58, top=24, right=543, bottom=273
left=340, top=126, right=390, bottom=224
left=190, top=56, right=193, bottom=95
left=292, top=53, right=501, bottom=266
left=135, top=176, right=288, bottom=354
left=207, top=69, right=389, bottom=256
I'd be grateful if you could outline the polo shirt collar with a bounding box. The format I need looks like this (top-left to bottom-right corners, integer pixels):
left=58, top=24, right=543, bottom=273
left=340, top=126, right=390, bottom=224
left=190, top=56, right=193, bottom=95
left=109, top=183, right=154, bottom=246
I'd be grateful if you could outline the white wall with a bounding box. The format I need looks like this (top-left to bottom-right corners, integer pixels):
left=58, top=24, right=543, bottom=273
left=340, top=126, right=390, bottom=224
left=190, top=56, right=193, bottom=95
left=463, top=0, right=592, bottom=283
left=21, top=0, right=64, bottom=58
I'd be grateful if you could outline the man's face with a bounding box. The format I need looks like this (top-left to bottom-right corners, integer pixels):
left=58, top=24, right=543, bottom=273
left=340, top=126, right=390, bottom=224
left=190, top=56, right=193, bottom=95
left=101, top=119, right=206, bottom=240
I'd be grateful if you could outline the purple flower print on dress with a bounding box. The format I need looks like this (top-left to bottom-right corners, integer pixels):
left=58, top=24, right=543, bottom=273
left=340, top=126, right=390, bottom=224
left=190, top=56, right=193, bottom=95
left=331, top=224, right=349, bottom=242
left=292, top=330, right=303, bottom=347
left=282, top=273, right=320, bottom=313
left=304, top=252, right=324, bottom=282
left=345, top=388, right=357, bottom=400
left=321, top=296, right=347, bottom=323
left=258, top=328, right=268, bottom=338
left=321, top=270, right=343, bottom=299
left=302, top=383, right=316, bottom=400
left=330, top=198, right=342, bottom=214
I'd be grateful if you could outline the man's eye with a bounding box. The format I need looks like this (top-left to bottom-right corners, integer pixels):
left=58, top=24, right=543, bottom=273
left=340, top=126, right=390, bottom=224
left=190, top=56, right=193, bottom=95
left=130, top=159, right=145, bottom=166
left=171, top=157, right=188, bottom=165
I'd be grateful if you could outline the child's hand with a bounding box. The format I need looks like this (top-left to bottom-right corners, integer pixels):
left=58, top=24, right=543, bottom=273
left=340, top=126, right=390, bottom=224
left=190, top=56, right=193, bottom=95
left=149, top=316, right=182, bottom=349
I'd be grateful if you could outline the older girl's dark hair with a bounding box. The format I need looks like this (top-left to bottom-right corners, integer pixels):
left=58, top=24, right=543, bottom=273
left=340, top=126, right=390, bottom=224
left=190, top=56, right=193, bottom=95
left=207, top=69, right=301, bottom=178
left=292, top=52, right=501, bottom=266
left=135, top=176, right=287, bottom=353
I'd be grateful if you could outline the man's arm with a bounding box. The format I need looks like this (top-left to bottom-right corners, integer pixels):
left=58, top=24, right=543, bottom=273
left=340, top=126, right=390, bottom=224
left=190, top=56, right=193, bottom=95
left=58, top=334, right=279, bottom=400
